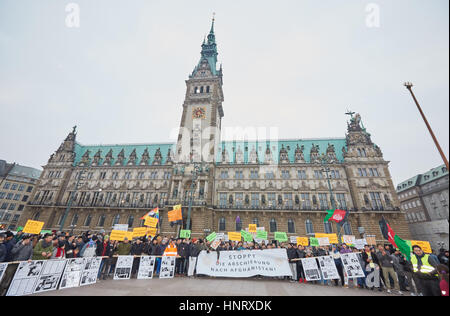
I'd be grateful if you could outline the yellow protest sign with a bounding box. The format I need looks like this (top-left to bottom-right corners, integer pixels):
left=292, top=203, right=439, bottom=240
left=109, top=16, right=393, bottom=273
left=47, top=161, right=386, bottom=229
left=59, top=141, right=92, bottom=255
left=228, top=232, right=242, bottom=241
left=133, top=227, right=148, bottom=238
left=296, top=237, right=309, bottom=246
left=145, top=217, right=158, bottom=228
left=410, top=240, right=432, bottom=254
left=110, top=230, right=127, bottom=241
left=125, top=232, right=134, bottom=240
left=147, top=227, right=157, bottom=236
left=22, top=220, right=45, bottom=234
left=248, top=224, right=257, bottom=233
left=315, top=233, right=339, bottom=244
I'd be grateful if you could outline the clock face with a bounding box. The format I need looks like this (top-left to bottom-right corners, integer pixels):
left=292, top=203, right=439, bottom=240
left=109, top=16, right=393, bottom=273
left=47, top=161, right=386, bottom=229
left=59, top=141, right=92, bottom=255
left=192, top=107, right=206, bottom=119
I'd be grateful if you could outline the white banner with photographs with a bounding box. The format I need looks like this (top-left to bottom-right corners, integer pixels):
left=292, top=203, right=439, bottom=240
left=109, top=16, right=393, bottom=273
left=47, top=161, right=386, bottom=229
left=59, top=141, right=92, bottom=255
left=33, top=259, right=67, bottom=294
left=196, top=249, right=292, bottom=278
left=60, top=258, right=85, bottom=289
left=0, top=263, right=8, bottom=284
left=137, top=256, right=156, bottom=280
left=340, top=253, right=365, bottom=278
left=160, top=256, right=176, bottom=279
left=80, top=257, right=102, bottom=286
left=317, top=256, right=340, bottom=280
left=114, top=256, right=134, bottom=280
left=7, top=260, right=45, bottom=296
left=301, top=258, right=321, bottom=281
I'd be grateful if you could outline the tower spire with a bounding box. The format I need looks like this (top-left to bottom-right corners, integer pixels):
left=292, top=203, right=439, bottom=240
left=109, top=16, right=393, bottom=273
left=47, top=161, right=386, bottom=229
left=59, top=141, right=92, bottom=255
left=210, top=12, right=215, bottom=34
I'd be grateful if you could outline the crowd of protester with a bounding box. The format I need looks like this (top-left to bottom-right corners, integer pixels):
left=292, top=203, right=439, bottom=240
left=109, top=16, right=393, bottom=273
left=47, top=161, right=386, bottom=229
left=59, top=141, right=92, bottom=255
left=0, top=229, right=448, bottom=296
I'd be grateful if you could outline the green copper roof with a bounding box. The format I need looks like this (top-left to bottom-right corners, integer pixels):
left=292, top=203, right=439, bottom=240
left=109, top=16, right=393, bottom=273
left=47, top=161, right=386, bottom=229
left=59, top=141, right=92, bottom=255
left=191, top=19, right=219, bottom=77
left=396, top=164, right=448, bottom=192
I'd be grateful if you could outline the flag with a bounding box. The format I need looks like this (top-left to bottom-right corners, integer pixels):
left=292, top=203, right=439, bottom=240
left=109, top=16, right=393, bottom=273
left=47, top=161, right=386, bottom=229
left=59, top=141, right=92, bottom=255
left=324, top=209, right=347, bottom=223
left=379, top=217, right=411, bottom=260
left=168, top=205, right=182, bottom=222
left=141, top=207, right=159, bottom=220
left=394, top=235, right=411, bottom=261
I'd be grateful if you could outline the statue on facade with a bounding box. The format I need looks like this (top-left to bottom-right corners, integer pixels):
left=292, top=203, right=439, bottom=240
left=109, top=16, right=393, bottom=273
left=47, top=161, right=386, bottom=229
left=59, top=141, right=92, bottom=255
left=115, top=149, right=125, bottom=166
left=249, top=146, right=258, bottom=164
left=265, top=145, right=273, bottom=164
left=235, top=146, right=244, bottom=164
left=294, top=144, right=305, bottom=163
left=310, top=144, right=320, bottom=164
left=153, top=148, right=162, bottom=165
left=279, top=144, right=289, bottom=164
left=92, top=149, right=102, bottom=165
left=128, top=149, right=137, bottom=165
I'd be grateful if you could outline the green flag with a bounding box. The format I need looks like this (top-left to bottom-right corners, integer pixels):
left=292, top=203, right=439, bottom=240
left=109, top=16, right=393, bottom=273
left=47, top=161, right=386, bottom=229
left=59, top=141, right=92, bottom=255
left=394, top=235, right=411, bottom=261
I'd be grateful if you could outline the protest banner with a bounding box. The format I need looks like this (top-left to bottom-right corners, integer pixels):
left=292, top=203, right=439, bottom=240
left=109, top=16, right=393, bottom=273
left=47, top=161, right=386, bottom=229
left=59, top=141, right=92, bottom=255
left=22, top=220, right=45, bottom=235
left=318, top=237, right=330, bottom=246
left=310, top=237, right=319, bottom=247
left=113, top=224, right=128, bottom=231
left=110, top=230, right=127, bottom=241
left=160, top=256, right=176, bottom=279
left=147, top=227, right=157, bottom=236
left=114, top=256, right=134, bottom=280
left=210, top=239, right=221, bottom=250
left=410, top=240, right=432, bottom=254
left=59, top=258, right=85, bottom=290
left=216, top=233, right=225, bottom=241
left=33, top=259, right=67, bottom=294
left=317, top=256, right=340, bottom=280
left=354, top=239, right=367, bottom=250
left=0, top=263, right=8, bottom=285
left=196, top=249, right=293, bottom=278
left=132, top=227, right=148, bottom=238
left=7, top=260, right=45, bottom=296
left=256, top=230, right=268, bottom=240
left=228, top=232, right=241, bottom=241
left=80, top=257, right=102, bottom=286
left=340, top=253, right=365, bottom=278
left=206, top=232, right=217, bottom=242
left=144, top=217, right=158, bottom=228
left=248, top=224, right=257, bottom=233
left=296, top=237, right=309, bottom=247
left=316, top=233, right=338, bottom=244
left=274, top=232, right=288, bottom=242
left=137, top=256, right=156, bottom=279
left=240, top=230, right=253, bottom=242
left=180, top=230, right=191, bottom=239
left=301, top=258, right=321, bottom=281
left=290, top=236, right=298, bottom=244
left=168, top=205, right=182, bottom=222
left=366, top=235, right=377, bottom=246
left=343, top=235, right=356, bottom=245
left=188, top=257, right=197, bottom=276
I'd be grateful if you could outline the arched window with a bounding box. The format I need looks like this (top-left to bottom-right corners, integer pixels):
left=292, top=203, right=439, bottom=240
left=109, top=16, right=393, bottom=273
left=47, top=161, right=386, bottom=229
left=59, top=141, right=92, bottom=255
left=84, top=214, right=92, bottom=227
left=270, top=218, right=277, bottom=232
left=324, top=221, right=333, bottom=234
left=200, top=86, right=204, bottom=93
left=252, top=218, right=259, bottom=227
left=219, top=217, right=226, bottom=231
left=343, top=221, right=352, bottom=235
left=71, top=214, right=79, bottom=226
left=98, top=214, right=106, bottom=227
left=235, top=221, right=242, bottom=232
left=112, top=214, right=120, bottom=226
left=288, top=219, right=295, bottom=233
left=206, top=86, right=210, bottom=93
left=33, top=212, right=41, bottom=221
left=305, top=219, right=314, bottom=235
left=128, top=215, right=134, bottom=227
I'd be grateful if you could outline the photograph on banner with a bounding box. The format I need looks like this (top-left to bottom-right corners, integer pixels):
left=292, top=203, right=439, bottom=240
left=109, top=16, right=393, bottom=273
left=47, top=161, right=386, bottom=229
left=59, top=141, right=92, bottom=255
left=160, top=256, right=176, bottom=279
left=196, top=249, right=293, bottom=278
left=137, top=256, right=156, bottom=279
left=228, top=232, right=241, bottom=241
left=301, top=258, right=321, bottom=281
left=248, top=224, right=257, bottom=233
left=22, top=220, right=45, bottom=235
left=33, top=259, right=67, bottom=294
left=296, top=237, right=309, bottom=247
left=80, top=257, right=102, bottom=286
left=132, top=227, right=148, bottom=238
left=342, top=235, right=356, bottom=245
left=60, top=258, right=85, bottom=290
left=0, top=263, right=8, bottom=284
left=114, top=256, right=134, bottom=280
left=340, top=253, right=365, bottom=278
left=144, top=216, right=158, bottom=228
left=7, top=260, right=45, bottom=296
left=317, top=256, right=340, bottom=280
left=318, top=237, right=330, bottom=246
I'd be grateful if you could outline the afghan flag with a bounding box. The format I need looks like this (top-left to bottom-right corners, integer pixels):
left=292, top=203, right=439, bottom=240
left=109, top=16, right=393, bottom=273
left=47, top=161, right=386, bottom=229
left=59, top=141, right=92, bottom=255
left=379, top=216, right=411, bottom=261
left=324, top=209, right=347, bottom=223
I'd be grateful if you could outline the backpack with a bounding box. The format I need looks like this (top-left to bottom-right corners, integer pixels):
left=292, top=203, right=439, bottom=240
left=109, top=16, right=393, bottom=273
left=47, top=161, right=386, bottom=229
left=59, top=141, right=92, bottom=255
left=82, top=242, right=97, bottom=257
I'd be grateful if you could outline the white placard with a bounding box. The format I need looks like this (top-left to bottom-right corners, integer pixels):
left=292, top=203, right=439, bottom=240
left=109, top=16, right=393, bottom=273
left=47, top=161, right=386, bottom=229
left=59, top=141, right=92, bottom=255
left=114, top=256, right=134, bottom=280
left=113, top=224, right=129, bottom=231
left=137, top=256, right=156, bottom=279
left=317, top=255, right=340, bottom=280
left=33, top=259, right=67, bottom=294
left=60, top=258, right=85, bottom=289
left=341, top=253, right=365, bottom=278
left=196, top=249, right=292, bottom=278
left=187, top=257, right=197, bottom=276
left=343, top=235, right=356, bottom=245
left=354, top=239, right=367, bottom=250
left=301, top=257, right=321, bottom=281
left=290, top=236, right=299, bottom=244
left=215, top=233, right=225, bottom=241
left=7, top=260, right=45, bottom=296
left=80, top=257, right=102, bottom=286
left=159, top=256, right=176, bottom=279
left=318, top=237, right=330, bottom=246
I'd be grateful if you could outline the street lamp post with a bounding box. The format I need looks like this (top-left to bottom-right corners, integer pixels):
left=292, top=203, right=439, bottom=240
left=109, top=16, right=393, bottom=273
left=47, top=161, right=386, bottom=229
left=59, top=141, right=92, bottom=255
left=60, top=170, right=85, bottom=232
left=404, top=82, right=449, bottom=171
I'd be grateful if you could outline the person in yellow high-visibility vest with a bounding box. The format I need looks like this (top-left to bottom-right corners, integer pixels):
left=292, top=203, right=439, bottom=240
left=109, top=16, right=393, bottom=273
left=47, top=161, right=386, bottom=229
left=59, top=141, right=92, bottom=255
left=410, top=245, right=440, bottom=296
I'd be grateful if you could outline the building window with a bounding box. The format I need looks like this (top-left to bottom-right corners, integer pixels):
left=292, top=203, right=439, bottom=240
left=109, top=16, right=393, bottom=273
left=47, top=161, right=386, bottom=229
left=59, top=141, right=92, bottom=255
left=18, top=205, right=24, bottom=211
left=219, top=217, right=226, bottom=231
left=268, top=193, right=276, bottom=207
left=235, top=221, right=242, bottom=232
left=18, top=185, right=25, bottom=191
left=370, top=192, right=383, bottom=210
left=98, top=214, right=106, bottom=227
left=269, top=218, right=277, bottom=233
left=84, top=214, right=92, bottom=227
left=288, top=219, right=295, bottom=233
left=305, top=219, right=314, bottom=235
left=112, top=214, right=120, bottom=226
left=219, top=193, right=227, bottom=207
left=251, top=193, right=260, bottom=208
left=13, top=194, right=21, bottom=201
left=324, top=221, right=333, bottom=234
left=235, top=193, right=243, bottom=207
left=220, top=171, right=228, bottom=179
left=265, top=172, right=275, bottom=179
left=297, top=170, right=307, bottom=179
left=300, top=193, right=311, bottom=209
left=11, top=183, right=18, bottom=190
left=281, top=170, right=290, bottom=179
left=71, top=214, right=79, bottom=226
left=22, top=195, right=29, bottom=202
left=314, top=171, right=323, bottom=179
left=252, top=218, right=259, bottom=227
left=343, top=221, right=352, bottom=235
left=26, top=186, right=33, bottom=192
left=33, top=212, right=41, bottom=221
left=128, top=215, right=134, bottom=227
left=284, top=193, right=293, bottom=207
left=318, top=193, right=328, bottom=210
left=336, top=193, right=347, bottom=209
left=8, top=203, right=16, bottom=211
left=3, top=182, right=10, bottom=189
left=250, top=170, right=259, bottom=179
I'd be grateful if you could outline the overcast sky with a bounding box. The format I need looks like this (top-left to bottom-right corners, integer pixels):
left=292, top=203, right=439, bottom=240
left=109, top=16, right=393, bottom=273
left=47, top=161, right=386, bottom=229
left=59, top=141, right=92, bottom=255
left=0, top=0, right=448, bottom=185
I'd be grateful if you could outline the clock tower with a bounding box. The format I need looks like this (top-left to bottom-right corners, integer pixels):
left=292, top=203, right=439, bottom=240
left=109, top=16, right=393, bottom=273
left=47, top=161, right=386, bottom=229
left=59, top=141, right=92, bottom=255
left=176, top=17, right=224, bottom=164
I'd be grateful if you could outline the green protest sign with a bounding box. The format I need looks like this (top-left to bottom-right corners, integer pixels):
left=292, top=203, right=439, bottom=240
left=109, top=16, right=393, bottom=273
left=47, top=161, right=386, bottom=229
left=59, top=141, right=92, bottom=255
left=206, top=232, right=217, bottom=242
left=274, top=232, right=288, bottom=242
left=310, top=237, right=319, bottom=247
left=240, top=230, right=253, bottom=242
left=256, top=230, right=268, bottom=240
left=180, top=230, right=191, bottom=239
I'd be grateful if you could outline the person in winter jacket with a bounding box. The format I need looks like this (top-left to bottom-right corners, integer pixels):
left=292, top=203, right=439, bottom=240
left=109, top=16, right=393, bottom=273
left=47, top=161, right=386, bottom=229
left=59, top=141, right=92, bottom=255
left=51, top=241, right=66, bottom=259
left=131, top=238, right=145, bottom=277
left=64, top=235, right=77, bottom=259
left=0, top=233, right=8, bottom=262
left=33, top=234, right=54, bottom=260
left=80, top=236, right=98, bottom=257
left=10, top=235, right=33, bottom=262
left=4, top=231, right=17, bottom=262
left=115, top=237, right=132, bottom=256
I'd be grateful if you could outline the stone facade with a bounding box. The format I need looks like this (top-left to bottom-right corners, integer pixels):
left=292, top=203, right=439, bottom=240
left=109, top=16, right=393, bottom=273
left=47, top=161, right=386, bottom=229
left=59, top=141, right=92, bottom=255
left=18, top=20, right=410, bottom=243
